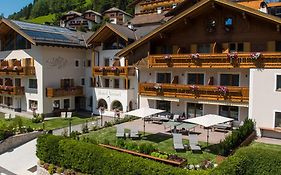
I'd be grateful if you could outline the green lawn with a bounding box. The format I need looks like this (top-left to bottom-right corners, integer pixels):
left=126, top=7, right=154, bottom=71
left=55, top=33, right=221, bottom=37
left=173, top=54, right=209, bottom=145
left=82, top=127, right=217, bottom=164
left=0, top=114, right=94, bottom=131
left=26, top=14, right=55, bottom=24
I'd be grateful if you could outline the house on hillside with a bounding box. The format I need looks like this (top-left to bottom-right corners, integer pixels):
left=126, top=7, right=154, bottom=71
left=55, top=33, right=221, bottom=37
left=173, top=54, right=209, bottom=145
left=60, top=10, right=102, bottom=31
left=103, top=7, right=133, bottom=25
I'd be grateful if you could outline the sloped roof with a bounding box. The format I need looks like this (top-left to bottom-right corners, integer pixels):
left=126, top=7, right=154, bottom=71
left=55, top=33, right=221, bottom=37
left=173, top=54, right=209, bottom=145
left=83, top=10, right=102, bottom=16
left=128, top=0, right=143, bottom=7
left=87, top=22, right=159, bottom=44
left=238, top=0, right=262, bottom=10
left=116, top=0, right=281, bottom=57
left=129, top=13, right=167, bottom=26
left=0, top=18, right=87, bottom=48
left=103, top=7, right=133, bottom=17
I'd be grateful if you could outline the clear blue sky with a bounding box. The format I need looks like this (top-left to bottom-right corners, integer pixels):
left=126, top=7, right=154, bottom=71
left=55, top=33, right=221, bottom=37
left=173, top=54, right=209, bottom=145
left=0, top=0, right=33, bottom=17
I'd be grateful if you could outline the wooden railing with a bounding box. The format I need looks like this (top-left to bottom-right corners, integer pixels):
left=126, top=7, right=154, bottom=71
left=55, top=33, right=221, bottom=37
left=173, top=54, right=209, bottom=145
left=147, top=52, right=281, bottom=68
left=140, top=0, right=184, bottom=8
left=0, top=66, right=35, bottom=76
left=93, top=66, right=135, bottom=77
left=139, top=83, right=249, bottom=103
left=0, top=86, right=25, bottom=95
left=46, top=86, right=83, bottom=97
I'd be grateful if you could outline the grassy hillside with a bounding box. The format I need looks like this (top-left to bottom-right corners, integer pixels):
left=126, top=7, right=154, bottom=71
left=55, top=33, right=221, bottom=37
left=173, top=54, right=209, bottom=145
left=27, top=14, right=55, bottom=24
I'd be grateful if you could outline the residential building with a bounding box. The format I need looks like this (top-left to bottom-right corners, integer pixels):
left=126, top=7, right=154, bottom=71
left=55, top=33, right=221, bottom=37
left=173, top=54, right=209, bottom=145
left=60, top=10, right=102, bottom=30
left=116, top=0, right=281, bottom=139
left=103, top=7, right=133, bottom=25
left=87, top=23, right=158, bottom=116
left=0, top=19, right=91, bottom=116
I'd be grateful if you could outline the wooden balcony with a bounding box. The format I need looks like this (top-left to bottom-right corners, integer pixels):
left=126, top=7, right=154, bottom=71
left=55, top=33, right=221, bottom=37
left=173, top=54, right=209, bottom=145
left=0, top=86, right=25, bottom=95
left=140, top=0, right=184, bottom=9
left=147, top=52, right=281, bottom=69
left=46, top=86, right=84, bottom=98
left=139, top=83, right=249, bottom=103
left=93, top=66, right=135, bottom=77
left=0, top=66, right=35, bottom=76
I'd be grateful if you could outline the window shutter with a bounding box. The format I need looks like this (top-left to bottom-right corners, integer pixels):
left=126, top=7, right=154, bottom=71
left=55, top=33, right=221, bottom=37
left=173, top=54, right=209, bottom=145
left=243, top=42, right=251, bottom=52
left=267, top=41, right=276, bottom=52
left=190, top=44, right=197, bottom=53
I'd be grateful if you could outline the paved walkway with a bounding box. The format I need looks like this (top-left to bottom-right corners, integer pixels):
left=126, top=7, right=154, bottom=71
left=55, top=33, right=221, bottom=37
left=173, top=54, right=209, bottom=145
left=0, top=139, right=38, bottom=175
left=256, top=137, right=281, bottom=145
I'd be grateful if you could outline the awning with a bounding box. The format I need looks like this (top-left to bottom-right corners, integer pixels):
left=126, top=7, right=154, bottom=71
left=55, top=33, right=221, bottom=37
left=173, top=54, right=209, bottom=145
left=184, top=114, right=234, bottom=128
left=124, top=107, right=165, bottom=118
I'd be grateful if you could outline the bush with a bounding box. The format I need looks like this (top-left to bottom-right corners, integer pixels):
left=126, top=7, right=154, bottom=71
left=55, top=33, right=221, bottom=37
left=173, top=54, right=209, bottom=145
left=36, top=134, right=64, bottom=165
left=32, top=115, right=44, bottom=123
left=212, top=147, right=281, bottom=175
left=139, top=143, right=156, bottom=154
left=37, top=135, right=207, bottom=175
left=48, top=164, right=55, bottom=175
left=217, top=119, right=255, bottom=156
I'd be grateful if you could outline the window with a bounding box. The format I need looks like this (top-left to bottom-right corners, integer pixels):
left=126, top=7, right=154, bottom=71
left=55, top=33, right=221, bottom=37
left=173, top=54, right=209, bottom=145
left=61, top=79, right=74, bottom=88
left=81, top=78, right=85, bottom=86
left=197, top=44, right=210, bottom=53
left=104, top=58, right=110, bottom=66
left=15, top=78, right=21, bottom=87
left=187, top=103, right=203, bottom=118
left=187, top=73, right=204, bottom=85
left=224, top=17, right=233, bottom=32
left=276, top=41, right=281, bottom=52
left=275, top=112, right=281, bottom=128
left=219, top=105, right=239, bottom=120
left=157, top=73, right=171, bottom=83
left=114, top=79, right=119, bottom=88
left=53, top=100, right=60, bottom=110
left=75, top=60, right=79, bottom=67
left=29, top=100, right=38, bottom=110
left=220, top=74, right=239, bottom=86
left=229, top=43, right=244, bottom=52
left=87, top=60, right=91, bottom=67
left=276, top=75, right=281, bottom=90
left=64, top=99, right=70, bottom=109
left=29, top=79, right=37, bottom=89
left=156, top=100, right=171, bottom=113
left=104, top=79, right=110, bottom=88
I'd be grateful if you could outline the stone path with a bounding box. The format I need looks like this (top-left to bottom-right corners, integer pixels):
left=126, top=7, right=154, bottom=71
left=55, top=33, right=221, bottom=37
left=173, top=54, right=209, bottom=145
left=256, top=137, right=281, bottom=145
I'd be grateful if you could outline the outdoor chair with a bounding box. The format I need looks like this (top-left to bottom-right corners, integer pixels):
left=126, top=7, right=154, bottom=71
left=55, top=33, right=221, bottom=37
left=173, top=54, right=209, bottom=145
left=10, top=113, right=16, bottom=119
left=4, top=113, right=11, bottom=120
left=66, top=112, right=72, bottom=118
left=116, top=125, right=125, bottom=138
left=173, top=133, right=185, bottom=150
left=188, top=134, right=201, bottom=152
left=130, top=128, right=140, bottom=139
left=61, top=112, right=66, bottom=119
left=173, top=114, right=180, bottom=121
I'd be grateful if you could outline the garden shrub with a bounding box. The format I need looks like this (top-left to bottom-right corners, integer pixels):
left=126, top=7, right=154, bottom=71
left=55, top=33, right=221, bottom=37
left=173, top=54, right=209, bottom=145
left=217, top=119, right=255, bottom=156
left=212, top=147, right=281, bottom=175
left=139, top=143, right=157, bottom=154
left=37, top=135, right=208, bottom=175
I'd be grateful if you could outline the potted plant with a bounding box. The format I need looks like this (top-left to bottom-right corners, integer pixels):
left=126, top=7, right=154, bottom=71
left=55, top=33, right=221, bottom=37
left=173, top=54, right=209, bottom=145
left=154, top=83, right=163, bottom=93
left=191, top=53, right=200, bottom=59
left=227, top=52, right=238, bottom=65
left=99, top=67, right=106, bottom=75
left=217, top=86, right=228, bottom=96
left=112, top=66, right=120, bottom=75
left=250, top=52, right=262, bottom=60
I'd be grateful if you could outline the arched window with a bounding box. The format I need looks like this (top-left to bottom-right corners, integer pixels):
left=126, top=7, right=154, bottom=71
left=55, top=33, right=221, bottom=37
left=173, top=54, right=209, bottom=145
left=111, top=101, right=123, bottom=111
left=97, top=99, right=108, bottom=109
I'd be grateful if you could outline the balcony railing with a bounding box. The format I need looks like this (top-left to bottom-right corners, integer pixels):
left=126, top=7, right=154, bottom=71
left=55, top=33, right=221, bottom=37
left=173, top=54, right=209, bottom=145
left=140, top=0, right=184, bottom=8
left=139, top=83, right=249, bottom=103
left=93, top=66, right=135, bottom=77
left=147, top=52, right=281, bottom=68
left=0, top=86, right=25, bottom=95
left=46, top=86, right=84, bottom=98
left=0, top=66, right=35, bottom=76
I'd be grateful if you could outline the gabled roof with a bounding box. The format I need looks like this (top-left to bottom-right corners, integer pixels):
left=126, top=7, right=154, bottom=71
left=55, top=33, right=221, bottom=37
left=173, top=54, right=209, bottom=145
left=103, top=7, right=133, bottom=17
left=129, top=13, right=168, bottom=26
left=0, top=18, right=87, bottom=48
left=87, top=22, right=159, bottom=45
left=83, top=10, right=102, bottom=16
left=116, top=0, right=281, bottom=57
left=128, top=0, right=143, bottom=7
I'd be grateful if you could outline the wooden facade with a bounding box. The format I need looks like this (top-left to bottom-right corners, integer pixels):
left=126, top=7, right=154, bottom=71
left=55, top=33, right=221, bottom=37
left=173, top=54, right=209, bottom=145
left=139, top=83, right=249, bottom=103
left=0, top=86, right=25, bottom=96
left=46, top=86, right=84, bottom=98
left=93, top=66, right=135, bottom=77
left=137, top=0, right=185, bottom=15
left=0, top=58, right=35, bottom=76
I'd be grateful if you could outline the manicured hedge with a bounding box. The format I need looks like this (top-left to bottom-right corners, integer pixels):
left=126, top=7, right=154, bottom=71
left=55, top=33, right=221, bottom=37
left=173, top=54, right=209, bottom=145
left=217, top=119, right=255, bottom=156
left=212, top=147, right=281, bottom=175
left=37, top=135, right=208, bottom=175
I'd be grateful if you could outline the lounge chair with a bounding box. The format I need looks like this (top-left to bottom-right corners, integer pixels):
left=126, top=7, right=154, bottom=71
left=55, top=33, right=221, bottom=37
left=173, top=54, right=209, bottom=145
left=173, top=133, right=185, bottom=150
left=66, top=112, right=72, bottom=118
left=61, top=112, right=66, bottom=119
left=11, top=113, right=16, bottom=119
left=4, top=113, right=11, bottom=120
left=116, top=125, right=125, bottom=138
left=130, top=128, right=140, bottom=139
left=188, top=134, right=201, bottom=152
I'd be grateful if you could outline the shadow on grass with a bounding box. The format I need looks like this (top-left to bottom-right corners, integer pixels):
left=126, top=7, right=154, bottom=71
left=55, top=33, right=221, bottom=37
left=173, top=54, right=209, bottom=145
left=143, top=132, right=172, bottom=143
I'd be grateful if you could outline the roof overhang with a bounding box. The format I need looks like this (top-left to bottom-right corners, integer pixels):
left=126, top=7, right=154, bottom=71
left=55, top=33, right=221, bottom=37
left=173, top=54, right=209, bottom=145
left=0, top=18, right=36, bottom=45
left=116, top=0, right=281, bottom=57
left=87, top=23, right=129, bottom=45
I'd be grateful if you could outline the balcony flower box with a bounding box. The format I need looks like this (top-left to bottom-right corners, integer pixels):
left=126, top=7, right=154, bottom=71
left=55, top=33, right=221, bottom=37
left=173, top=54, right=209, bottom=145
left=112, top=67, right=120, bottom=75
left=2, top=66, right=8, bottom=71
left=217, top=86, right=228, bottom=95
left=154, top=83, right=163, bottom=93
left=189, top=85, right=199, bottom=92
left=250, top=52, right=262, bottom=60
left=13, top=66, right=19, bottom=71
left=99, top=67, right=106, bottom=75
left=191, top=53, right=200, bottom=59
left=164, top=54, right=172, bottom=60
